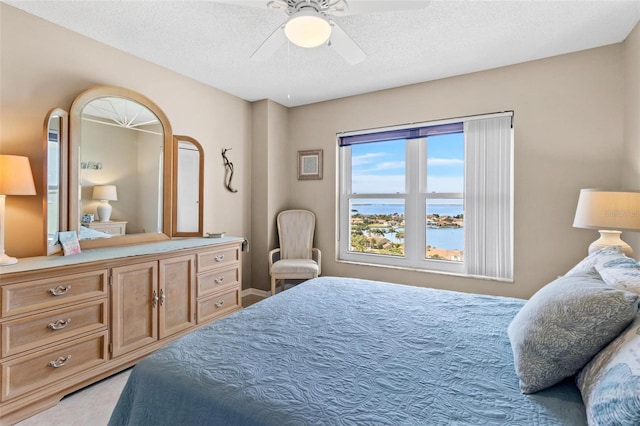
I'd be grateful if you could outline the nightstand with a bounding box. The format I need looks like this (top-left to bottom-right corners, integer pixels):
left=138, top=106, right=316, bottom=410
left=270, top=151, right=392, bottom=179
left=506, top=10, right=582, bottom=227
left=85, top=220, right=127, bottom=236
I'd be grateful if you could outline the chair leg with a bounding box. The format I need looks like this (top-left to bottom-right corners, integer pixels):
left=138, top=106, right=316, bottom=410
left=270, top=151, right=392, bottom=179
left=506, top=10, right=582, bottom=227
left=270, top=276, right=276, bottom=296
left=280, top=279, right=285, bottom=293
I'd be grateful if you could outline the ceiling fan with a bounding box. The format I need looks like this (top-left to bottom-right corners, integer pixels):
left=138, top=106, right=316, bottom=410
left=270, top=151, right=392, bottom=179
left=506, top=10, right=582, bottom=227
left=246, top=0, right=430, bottom=64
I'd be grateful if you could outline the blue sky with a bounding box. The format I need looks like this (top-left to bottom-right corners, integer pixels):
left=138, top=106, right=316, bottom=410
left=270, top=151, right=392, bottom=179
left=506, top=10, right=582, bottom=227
left=351, top=133, right=464, bottom=195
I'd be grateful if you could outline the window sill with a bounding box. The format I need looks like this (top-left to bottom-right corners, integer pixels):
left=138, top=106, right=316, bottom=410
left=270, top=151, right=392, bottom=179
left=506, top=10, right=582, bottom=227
left=335, top=258, right=515, bottom=284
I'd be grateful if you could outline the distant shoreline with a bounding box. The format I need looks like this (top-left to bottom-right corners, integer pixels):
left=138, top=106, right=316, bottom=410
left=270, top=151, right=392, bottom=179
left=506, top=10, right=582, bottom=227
left=349, top=207, right=464, bottom=255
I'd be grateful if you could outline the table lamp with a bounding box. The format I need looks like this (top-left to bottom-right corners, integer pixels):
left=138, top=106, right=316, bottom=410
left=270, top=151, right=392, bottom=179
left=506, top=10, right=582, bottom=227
left=573, top=188, right=640, bottom=257
left=92, top=185, right=118, bottom=222
left=0, top=155, right=37, bottom=265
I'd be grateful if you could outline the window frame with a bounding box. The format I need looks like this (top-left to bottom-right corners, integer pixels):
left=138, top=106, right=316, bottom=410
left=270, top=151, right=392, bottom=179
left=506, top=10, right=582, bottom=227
left=337, top=112, right=513, bottom=280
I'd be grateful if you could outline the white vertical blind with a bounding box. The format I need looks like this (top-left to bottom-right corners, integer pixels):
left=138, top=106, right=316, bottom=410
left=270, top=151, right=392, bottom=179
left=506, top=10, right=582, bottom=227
left=464, top=116, right=513, bottom=279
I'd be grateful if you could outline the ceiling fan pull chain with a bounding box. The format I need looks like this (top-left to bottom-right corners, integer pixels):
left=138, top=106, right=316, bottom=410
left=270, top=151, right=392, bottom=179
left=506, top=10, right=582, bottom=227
left=287, top=40, right=291, bottom=103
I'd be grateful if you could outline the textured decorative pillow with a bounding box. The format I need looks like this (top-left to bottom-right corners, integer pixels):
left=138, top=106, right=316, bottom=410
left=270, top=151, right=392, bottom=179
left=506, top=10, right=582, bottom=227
left=596, top=257, right=640, bottom=295
left=507, top=270, right=639, bottom=394
left=565, top=247, right=626, bottom=276
left=576, top=314, right=640, bottom=426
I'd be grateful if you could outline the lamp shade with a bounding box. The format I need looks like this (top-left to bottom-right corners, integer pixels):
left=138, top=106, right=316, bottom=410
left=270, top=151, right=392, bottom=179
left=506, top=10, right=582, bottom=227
left=0, top=155, right=36, bottom=266
left=92, top=185, right=118, bottom=201
left=284, top=10, right=332, bottom=48
left=0, top=155, right=36, bottom=196
left=573, top=189, right=640, bottom=232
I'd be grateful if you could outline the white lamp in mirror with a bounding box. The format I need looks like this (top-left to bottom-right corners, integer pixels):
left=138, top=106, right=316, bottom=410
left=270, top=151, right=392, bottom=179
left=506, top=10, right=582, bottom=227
left=0, top=155, right=37, bottom=265
left=573, top=189, right=640, bottom=257
left=92, top=185, right=118, bottom=222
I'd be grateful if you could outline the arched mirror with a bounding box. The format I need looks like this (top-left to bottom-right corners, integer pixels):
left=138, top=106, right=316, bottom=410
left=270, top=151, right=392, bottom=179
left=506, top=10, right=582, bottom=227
left=43, top=108, right=68, bottom=254
left=69, top=86, right=173, bottom=248
left=173, top=135, right=203, bottom=237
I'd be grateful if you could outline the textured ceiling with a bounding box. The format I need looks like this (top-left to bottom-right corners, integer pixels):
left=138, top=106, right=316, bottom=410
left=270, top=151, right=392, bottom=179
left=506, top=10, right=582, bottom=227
left=5, top=0, right=640, bottom=107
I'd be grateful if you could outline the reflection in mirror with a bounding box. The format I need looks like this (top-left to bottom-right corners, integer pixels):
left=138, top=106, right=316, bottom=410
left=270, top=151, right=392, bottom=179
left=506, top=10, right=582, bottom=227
left=43, top=108, right=68, bottom=254
left=78, top=97, right=163, bottom=240
left=69, top=86, right=173, bottom=249
left=173, top=135, right=203, bottom=237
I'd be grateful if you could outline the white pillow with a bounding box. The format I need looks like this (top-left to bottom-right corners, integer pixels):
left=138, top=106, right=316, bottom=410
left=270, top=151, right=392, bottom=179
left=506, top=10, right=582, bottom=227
left=576, top=314, right=640, bottom=425
left=565, top=247, right=625, bottom=276
left=595, top=256, right=640, bottom=295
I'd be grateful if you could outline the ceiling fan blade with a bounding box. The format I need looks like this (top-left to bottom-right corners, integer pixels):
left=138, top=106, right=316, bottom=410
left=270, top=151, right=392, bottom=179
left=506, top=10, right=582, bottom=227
left=250, top=24, right=286, bottom=61
left=329, top=21, right=366, bottom=64
left=341, top=0, right=430, bottom=16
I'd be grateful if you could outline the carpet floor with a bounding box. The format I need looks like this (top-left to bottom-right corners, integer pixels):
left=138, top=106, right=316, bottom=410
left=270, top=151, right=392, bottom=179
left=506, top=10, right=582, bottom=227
left=15, top=369, right=130, bottom=426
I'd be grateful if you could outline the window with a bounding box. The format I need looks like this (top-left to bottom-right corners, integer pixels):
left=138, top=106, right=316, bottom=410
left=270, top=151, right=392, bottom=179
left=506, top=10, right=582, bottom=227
left=338, top=113, right=513, bottom=280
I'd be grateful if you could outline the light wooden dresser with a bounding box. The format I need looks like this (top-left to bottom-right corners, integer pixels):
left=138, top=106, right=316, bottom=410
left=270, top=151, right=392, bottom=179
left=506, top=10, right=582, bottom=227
left=0, top=237, right=244, bottom=425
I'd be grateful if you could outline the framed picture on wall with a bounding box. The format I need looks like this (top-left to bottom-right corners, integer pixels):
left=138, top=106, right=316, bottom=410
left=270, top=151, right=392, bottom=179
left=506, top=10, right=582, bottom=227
left=298, top=149, right=323, bottom=180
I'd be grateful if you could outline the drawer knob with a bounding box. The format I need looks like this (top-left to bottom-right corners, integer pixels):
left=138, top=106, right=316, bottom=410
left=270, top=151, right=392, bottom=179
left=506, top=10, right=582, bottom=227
left=159, top=288, right=166, bottom=306
left=214, top=254, right=225, bottom=262
left=214, top=276, right=224, bottom=284
left=214, top=300, right=225, bottom=308
left=48, top=285, right=71, bottom=296
left=152, top=290, right=159, bottom=308
left=48, top=355, right=71, bottom=368
left=48, top=318, right=71, bottom=330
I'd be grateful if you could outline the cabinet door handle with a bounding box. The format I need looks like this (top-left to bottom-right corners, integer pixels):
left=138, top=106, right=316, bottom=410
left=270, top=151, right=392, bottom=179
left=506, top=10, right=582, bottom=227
left=214, top=300, right=225, bottom=308
left=214, top=276, right=224, bottom=284
left=48, top=355, right=71, bottom=368
left=159, top=288, right=165, bottom=306
left=48, top=285, right=71, bottom=296
left=48, top=318, right=71, bottom=330
left=214, top=254, right=225, bottom=262
left=152, top=290, right=159, bottom=308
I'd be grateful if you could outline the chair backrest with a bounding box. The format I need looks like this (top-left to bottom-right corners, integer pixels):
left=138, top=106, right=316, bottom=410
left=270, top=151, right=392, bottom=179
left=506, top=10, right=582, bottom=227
left=277, top=210, right=316, bottom=260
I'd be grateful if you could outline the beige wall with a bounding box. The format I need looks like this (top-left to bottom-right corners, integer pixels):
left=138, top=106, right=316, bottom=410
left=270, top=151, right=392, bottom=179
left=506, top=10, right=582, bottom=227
left=622, top=22, right=640, bottom=251
left=287, top=43, right=628, bottom=299
left=251, top=100, right=289, bottom=290
left=0, top=4, right=253, bottom=284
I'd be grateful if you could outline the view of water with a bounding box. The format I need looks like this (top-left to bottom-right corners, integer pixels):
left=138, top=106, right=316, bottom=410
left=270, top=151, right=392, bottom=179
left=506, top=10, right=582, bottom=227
left=351, top=203, right=464, bottom=250
left=351, top=203, right=463, bottom=217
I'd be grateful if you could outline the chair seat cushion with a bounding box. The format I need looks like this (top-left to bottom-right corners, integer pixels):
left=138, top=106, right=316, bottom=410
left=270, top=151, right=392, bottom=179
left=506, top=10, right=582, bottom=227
left=271, top=259, right=319, bottom=274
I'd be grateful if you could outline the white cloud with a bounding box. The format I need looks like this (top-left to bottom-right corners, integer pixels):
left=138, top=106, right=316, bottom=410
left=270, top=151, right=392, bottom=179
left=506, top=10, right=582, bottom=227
left=428, top=158, right=464, bottom=166
left=426, top=176, right=464, bottom=193
left=356, top=161, right=405, bottom=173
left=352, top=152, right=385, bottom=166
left=352, top=174, right=405, bottom=194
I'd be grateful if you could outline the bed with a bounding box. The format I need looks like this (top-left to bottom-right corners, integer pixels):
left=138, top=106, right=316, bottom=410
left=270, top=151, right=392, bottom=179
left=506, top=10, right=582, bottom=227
left=109, top=276, right=591, bottom=425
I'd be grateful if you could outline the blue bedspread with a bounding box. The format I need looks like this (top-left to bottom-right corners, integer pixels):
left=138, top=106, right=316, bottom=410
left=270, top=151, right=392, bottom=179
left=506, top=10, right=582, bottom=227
left=109, top=277, right=587, bottom=425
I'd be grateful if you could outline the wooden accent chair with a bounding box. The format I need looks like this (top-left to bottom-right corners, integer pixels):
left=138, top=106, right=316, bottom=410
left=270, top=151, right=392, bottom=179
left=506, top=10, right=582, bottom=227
left=268, top=210, right=321, bottom=296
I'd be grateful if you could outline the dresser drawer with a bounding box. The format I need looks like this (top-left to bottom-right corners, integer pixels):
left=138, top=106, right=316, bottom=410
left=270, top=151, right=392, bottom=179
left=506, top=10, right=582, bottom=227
left=197, top=266, right=240, bottom=297
left=1, top=331, right=108, bottom=401
left=197, top=287, right=241, bottom=323
left=1, top=300, right=108, bottom=358
left=197, top=245, right=240, bottom=273
left=2, top=270, right=108, bottom=318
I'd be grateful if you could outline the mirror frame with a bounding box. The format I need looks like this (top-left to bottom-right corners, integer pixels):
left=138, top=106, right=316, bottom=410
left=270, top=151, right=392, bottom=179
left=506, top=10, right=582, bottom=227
left=69, top=86, right=174, bottom=249
left=43, top=108, right=69, bottom=255
left=172, top=135, right=204, bottom=237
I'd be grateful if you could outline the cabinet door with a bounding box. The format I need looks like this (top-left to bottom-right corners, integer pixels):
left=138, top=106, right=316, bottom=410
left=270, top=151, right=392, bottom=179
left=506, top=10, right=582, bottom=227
left=111, top=261, right=158, bottom=358
left=158, top=255, right=195, bottom=339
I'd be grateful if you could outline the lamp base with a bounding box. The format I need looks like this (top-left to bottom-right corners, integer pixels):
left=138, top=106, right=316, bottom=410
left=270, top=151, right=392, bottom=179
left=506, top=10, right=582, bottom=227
left=0, top=252, right=18, bottom=266
left=0, top=195, right=18, bottom=266
left=96, top=201, right=112, bottom=222
left=588, top=230, right=633, bottom=258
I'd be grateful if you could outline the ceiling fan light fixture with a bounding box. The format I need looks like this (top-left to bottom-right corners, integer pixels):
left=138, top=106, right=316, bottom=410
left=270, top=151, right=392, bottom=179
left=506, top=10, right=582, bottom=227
left=284, top=10, right=331, bottom=48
